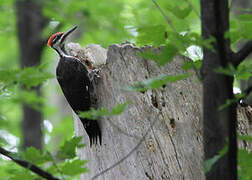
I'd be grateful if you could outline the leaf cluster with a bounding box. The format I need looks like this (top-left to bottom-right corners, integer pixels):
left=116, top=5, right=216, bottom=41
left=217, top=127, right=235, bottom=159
left=79, top=102, right=129, bottom=120
left=1, top=137, right=87, bottom=180
left=0, top=64, right=53, bottom=89
left=127, top=74, right=190, bottom=92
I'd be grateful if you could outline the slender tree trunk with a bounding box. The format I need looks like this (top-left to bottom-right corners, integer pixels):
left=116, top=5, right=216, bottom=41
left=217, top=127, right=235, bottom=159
left=16, top=0, right=48, bottom=150
left=201, top=0, right=237, bottom=179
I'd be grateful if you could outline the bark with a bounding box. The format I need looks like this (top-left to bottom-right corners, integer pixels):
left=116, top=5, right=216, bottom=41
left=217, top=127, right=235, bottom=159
left=71, top=43, right=252, bottom=179
left=16, top=0, right=48, bottom=150
left=74, top=44, right=204, bottom=180
left=237, top=105, right=252, bottom=150
left=201, top=0, right=237, bottom=179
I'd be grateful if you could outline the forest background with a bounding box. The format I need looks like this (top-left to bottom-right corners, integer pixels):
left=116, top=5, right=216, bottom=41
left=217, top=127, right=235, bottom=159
left=0, top=0, right=251, bottom=179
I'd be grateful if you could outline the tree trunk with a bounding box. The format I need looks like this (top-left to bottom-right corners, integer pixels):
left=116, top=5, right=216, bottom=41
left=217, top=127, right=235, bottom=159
left=16, top=0, right=48, bottom=150
left=74, top=44, right=204, bottom=180
left=201, top=0, right=237, bottom=179
left=71, top=42, right=252, bottom=179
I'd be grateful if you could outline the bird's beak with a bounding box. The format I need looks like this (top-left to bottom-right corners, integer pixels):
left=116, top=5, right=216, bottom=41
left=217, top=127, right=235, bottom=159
left=60, top=26, right=77, bottom=44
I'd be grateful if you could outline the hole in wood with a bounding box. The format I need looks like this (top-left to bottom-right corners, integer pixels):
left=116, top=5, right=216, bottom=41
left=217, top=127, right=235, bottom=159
left=151, top=94, right=158, bottom=109
left=170, top=118, right=176, bottom=129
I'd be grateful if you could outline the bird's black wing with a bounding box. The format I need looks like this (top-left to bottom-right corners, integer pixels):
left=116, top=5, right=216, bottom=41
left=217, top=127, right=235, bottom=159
left=56, top=56, right=101, bottom=145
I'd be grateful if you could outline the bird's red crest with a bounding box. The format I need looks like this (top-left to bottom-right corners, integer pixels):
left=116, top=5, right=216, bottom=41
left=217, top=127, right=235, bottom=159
left=47, top=32, right=64, bottom=46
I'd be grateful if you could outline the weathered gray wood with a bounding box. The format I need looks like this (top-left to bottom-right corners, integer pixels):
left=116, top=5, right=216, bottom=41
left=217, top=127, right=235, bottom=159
left=71, top=43, right=252, bottom=180
left=73, top=43, right=204, bottom=180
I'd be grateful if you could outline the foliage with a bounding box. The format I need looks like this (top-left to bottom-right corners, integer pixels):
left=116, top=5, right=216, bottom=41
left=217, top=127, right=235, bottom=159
left=215, top=63, right=252, bottom=81
left=0, top=0, right=252, bottom=179
left=182, top=60, right=202, bottom=70
left=1, top=137, right=87, bottom=179
left=127, top=74, right=190, bottom=92
left=137, top=44, right=178, bottom=66
left=218, top=93, right=245, bottom=110
left=79, top=102, right=129, bottom=120
left=238, top=134, right=252, bottom=142
left=0, top=64, right=53, bottom=88
left=238, top=149, right=252, bottom=180
left=57, top=136, right=84, bottom=159
left=204, top=144, right=228, bottom=174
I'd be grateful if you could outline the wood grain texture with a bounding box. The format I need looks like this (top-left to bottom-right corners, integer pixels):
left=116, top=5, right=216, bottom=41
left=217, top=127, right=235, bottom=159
left=73, top=43, right=203, bottom=180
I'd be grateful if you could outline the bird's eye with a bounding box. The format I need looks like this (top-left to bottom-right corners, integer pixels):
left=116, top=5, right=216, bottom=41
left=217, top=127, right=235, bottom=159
left=52, top=34, right=63, bottom=44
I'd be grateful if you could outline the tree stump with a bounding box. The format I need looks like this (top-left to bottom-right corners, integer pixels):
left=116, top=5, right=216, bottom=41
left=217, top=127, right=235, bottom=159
left=73, top=43, right=204, bottom=180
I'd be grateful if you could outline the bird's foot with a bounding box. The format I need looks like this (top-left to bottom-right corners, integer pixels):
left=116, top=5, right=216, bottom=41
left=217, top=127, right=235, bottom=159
left=89, top=68, right=101, bottom=81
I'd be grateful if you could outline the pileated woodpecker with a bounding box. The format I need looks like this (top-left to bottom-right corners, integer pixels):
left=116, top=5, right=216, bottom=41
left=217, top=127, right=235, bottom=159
left=47, top=26, right=101, bottom=145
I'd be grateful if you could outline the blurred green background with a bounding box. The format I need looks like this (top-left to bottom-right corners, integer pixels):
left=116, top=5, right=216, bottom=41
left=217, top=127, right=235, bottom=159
left=0, top=0, right=251, bottom=179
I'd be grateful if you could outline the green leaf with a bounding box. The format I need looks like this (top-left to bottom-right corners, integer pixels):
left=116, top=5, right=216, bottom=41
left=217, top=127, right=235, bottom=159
left=0, top=69, right=19, bottom=85
left=240, top=21, right=252, bottom=40
left=138, top=43, right=178, bottom=66
left=9, top=170, right=37, bottom=180
left=18, top=66, right=54, bottom=88
left=214, top=63, right=252, bottom=80
left=214, top=63, right=236, bottom=76
left=127, top=74, right=190, bottom=92
left=61, top=159, right=88, bottom=176
left=22, top=147, right=46, bottom=164
left=167, top=5, right=192, bottom=19
left=0, top=64, right=54, bottom=88
left=204, top=154, right=220, bottom=174
left=238, top=149, right=252, bottom=180
left=11, top=90, right=44, bottom=111
left=237, top=14, right=252, bottom=22
left=136, top=25, right=166, bottom=46
left=110, top=102, right=129, bottom=115
left=238, top=134, right=252, bottom=141
left=79, top=107, right=106, bottom=120
left=204, top=145, right=228, bottom=173
left=182, top=60, right=202, bottom=70
left=79, top=102, right=129, bottom=120
left=218, top=93, right=245, bottom=110
left=57, top=136, right=84, bottom=159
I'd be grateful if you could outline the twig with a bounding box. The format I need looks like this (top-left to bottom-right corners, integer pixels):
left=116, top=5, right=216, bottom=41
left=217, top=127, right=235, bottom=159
left=238, top=85, right=252, bottom=106
left=46, top=151, right=64, bottom=179
left=151, top=0, right=201, bottom=79
left=0, top=147, right=59, bottom=180
left=107, top=119, right=141, bottom=140
left=151, top=0, right=176, bottom=32
left=232, top=41, right=252, bottom=67
left=91, top=115, right=158, bottom=180
left=185, top=0, right=200, bottom=18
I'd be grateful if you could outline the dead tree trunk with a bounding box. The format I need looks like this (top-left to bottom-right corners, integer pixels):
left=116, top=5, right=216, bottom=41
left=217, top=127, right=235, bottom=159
left=74, top=44, right=204, bottom=180
left=71, top=43, right=252, bottom=179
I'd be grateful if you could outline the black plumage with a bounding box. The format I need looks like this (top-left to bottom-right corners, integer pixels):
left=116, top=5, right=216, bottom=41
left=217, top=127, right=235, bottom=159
left=56, top=56, right=101, bottom=145
left=48, top=26, right=101, bottom=146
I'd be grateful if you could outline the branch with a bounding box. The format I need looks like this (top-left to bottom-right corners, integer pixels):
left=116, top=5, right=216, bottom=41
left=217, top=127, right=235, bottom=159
left=0, top=147, right=59, bottom=180
left=107, top=119, right=141, bottom=139
left=238, top=85, right=252, bottom=107
left=232, top=40, right=252, bottom=67
left=152, top=0, right=202, bottom=80
left=151, top=0, right=176, bottom=32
